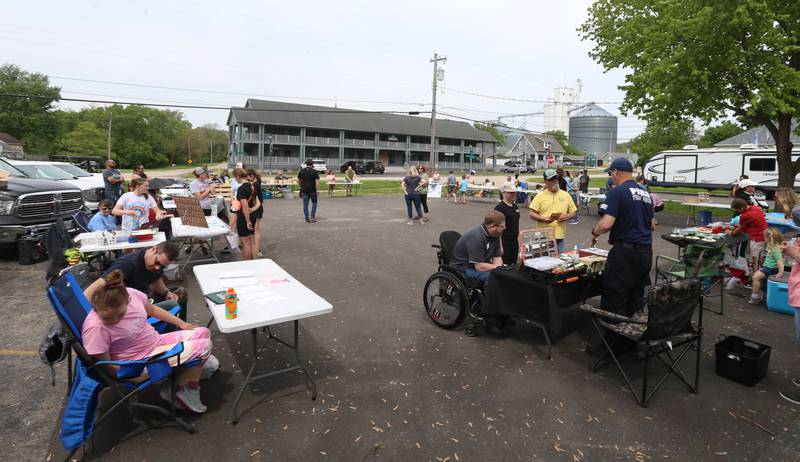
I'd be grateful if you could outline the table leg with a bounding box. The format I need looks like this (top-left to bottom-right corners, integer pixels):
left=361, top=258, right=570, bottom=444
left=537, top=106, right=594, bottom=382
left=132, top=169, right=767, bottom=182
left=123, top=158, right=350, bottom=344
left=686, top=205, right=696, bottom=227
left=232, top=328, right=259, bottom=425
left=229, top=320, right=318, bottom=425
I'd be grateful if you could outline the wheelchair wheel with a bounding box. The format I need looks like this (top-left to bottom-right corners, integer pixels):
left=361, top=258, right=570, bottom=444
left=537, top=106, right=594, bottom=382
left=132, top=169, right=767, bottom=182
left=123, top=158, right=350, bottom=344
left=423, top=271, right=467, bottom=329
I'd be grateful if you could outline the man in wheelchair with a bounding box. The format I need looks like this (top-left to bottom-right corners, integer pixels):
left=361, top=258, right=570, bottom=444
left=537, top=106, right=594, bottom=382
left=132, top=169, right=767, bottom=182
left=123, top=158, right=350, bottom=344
left=450, top=210, right=506, bottom=286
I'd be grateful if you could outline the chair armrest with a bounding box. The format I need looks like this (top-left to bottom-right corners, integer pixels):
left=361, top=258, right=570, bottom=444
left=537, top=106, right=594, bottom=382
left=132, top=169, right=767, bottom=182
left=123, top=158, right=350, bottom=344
left=656, top=255, right=681, bottom=265
left=579, top=304, right=647, bottom=324
left=96, top=343, right=185, bottom=380
left=146, top=305, right=182, bottom=326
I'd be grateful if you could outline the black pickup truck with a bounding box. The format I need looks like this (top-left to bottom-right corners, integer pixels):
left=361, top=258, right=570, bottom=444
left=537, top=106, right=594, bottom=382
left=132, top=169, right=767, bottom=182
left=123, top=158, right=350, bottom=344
left=0, top=157, right=82, bottom=244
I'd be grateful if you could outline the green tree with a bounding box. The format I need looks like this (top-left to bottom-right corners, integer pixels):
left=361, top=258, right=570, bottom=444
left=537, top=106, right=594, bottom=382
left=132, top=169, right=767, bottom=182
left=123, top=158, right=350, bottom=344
left=544, top=129, right=586, bottom=157
left=698, top=121, right=745, bottom=148
left=0, top=64, right=62, bottom=153
left=629, top=119, right=696, bottom=166
left=474, top=122, right=506, bottom=144
left=581, top=1, right=800, bottom=186
left=58, top=121, right=107, bottom=157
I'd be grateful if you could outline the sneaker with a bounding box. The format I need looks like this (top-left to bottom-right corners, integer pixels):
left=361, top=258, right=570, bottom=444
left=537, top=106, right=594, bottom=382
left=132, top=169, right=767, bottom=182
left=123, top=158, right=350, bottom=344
left=779, top=390, right=800, bottom=406
left=159, top=384, right=186, bottom=410
left=419, top=219, right=425, bottom=226
left=175, top=384, right=207, bottom=413
left=422, top=217, right=430, bottom=223
left=305, top=218, right=311, bottom=223
left=748, top=294, right=763, bottom=305
left=200, top=355, right=219, bottom=381
left=406, top=220, right=414, bottom=225
left=310, top=217, right=317, bottom=223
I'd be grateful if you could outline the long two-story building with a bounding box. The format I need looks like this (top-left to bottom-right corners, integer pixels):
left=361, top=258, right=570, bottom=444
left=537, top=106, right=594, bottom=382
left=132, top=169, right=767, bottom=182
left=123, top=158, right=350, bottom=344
left=227, top=99, right=497, bottom=171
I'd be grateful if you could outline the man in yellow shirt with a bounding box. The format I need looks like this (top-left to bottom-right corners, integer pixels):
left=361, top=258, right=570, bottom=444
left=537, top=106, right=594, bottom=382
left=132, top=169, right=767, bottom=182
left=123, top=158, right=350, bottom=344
left=529, top=168, right=577, bottom=253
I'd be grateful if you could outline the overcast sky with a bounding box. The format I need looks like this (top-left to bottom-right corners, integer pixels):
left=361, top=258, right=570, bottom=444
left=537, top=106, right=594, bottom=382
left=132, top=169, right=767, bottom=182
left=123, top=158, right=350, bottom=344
left=3, top=0, right=647, bottom=141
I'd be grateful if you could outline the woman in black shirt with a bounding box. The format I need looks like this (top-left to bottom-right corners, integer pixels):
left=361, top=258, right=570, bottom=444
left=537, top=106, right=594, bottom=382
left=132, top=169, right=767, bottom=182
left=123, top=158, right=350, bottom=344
left=494, top=183, right=520, bottom=265
left=235, top=178, right=261, bottom=260
left=247, top=169, right=264, bottom=257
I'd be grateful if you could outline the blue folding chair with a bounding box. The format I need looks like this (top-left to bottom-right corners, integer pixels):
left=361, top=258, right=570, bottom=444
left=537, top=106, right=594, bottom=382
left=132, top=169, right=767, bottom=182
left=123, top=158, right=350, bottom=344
left=47, top=272, right=199, bottom=460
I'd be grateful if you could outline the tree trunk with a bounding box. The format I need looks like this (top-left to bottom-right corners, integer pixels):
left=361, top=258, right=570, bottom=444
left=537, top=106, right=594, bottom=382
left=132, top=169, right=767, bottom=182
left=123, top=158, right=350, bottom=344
left=777, top=114, right=796, bottom=188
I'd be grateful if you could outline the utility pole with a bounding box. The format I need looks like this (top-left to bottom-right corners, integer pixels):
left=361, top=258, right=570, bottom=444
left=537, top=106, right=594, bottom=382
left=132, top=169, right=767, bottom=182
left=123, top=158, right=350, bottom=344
left=209, top=140, right=214, bottom=164
left=429, top=52, right=446, bottom=168
left=107, top=111, right=112, bottom=160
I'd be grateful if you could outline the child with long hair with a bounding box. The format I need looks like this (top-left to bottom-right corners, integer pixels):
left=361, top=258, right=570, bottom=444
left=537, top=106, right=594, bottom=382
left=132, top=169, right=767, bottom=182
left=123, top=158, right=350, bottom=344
left=749, top=227, right=785, bottom=304
left=81, top=270, right=216, bottom=413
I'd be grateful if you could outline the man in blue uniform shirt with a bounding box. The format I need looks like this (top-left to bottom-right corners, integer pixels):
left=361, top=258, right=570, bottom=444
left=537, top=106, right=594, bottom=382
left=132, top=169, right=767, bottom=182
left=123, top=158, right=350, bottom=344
left=590, top=158, right=655, bottom=316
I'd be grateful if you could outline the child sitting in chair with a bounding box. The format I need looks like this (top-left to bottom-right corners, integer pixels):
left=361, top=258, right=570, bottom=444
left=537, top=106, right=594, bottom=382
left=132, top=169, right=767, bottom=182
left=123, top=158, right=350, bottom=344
left=81, top=270, right=216, bottom=413
left=749, top=227, right=784, bottom=305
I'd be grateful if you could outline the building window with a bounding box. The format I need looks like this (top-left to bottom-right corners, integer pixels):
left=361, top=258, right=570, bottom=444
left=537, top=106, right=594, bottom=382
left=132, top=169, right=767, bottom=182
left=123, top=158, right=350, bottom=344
left=749, top=158, right=776, bottom=172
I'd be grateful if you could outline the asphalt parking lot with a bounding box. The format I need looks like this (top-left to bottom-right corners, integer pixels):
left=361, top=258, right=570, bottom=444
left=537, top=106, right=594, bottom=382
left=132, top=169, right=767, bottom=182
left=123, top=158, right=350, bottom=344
left=2, top=194, right=800, bottom=461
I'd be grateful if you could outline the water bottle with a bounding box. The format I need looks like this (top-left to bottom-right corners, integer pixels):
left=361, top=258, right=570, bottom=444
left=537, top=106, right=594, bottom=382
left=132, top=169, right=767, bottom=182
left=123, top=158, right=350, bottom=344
left=573, top=244, right=580, bottom=263
left=224, top=288, right=238, bottom=320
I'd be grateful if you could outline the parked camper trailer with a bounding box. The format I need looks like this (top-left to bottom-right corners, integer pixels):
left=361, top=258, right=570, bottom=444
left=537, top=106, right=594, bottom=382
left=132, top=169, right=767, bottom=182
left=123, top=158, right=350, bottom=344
left=643, top=144, right=800, bottom=194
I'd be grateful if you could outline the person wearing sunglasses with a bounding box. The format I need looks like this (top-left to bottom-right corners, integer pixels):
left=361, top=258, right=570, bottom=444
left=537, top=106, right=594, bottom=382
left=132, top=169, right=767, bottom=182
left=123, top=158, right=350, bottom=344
left=87, top=199, right=117, bottom=232
left=84, top=242, right=183, bottom=311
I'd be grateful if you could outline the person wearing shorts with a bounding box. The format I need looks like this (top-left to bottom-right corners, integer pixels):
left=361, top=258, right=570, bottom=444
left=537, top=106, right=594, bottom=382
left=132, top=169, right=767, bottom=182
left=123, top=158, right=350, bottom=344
left=235, top=180, right=260, bottom=260
left=458, top=175, right=469, bottom=204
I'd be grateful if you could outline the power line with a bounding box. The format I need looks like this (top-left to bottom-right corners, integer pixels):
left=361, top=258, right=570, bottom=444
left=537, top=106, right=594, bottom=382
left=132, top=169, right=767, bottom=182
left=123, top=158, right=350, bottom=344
left=0, top=93, right=427, bottom=115
left=50, top=75, right=429, bottom=107
left=446, top=87, right=624, bottom=105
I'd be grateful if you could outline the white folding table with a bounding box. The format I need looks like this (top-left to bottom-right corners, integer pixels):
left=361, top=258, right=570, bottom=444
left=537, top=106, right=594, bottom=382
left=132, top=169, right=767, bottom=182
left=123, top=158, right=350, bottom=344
left=680, top=201, right=731, bottom=226
left=75, top=231, right=166, bottom=253
left=194, top=260, right=332, bottom=424
left=171, top=216, right=230, bottom=278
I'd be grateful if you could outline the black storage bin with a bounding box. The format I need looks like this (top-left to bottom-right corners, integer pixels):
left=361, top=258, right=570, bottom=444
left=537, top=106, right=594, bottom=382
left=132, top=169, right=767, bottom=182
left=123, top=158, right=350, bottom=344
left=715, top=335, right=771, bottom=387
left=18, top=238, right=47, bottom=265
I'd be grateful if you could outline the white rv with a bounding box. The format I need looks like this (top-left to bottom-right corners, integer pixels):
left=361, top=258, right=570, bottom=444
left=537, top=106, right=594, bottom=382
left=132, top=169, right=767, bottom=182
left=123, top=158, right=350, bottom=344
left=643, top=144, right=800, bottom=193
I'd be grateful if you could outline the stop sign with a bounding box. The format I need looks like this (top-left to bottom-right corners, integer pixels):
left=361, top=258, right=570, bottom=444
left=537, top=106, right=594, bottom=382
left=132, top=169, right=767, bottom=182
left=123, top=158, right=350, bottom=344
left=546, top=155, right=554, bottom=165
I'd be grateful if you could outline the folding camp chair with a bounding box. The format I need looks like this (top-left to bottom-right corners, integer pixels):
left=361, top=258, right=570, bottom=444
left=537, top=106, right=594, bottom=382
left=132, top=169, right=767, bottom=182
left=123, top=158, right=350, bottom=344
left=47, top=272, right=198, bottom=460
left=580, top=278, right=703, bottom=407
left=655, top=244, right=726, bottom=315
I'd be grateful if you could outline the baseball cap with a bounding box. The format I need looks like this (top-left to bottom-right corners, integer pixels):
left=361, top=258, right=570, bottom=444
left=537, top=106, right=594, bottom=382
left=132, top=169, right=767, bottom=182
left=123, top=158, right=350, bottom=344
left=738, top=179, right=758, bottom=189
left=193, top=167, right=208, bottom=176
left=604, top=158, right=634, bottom=173
left=500, top=182, right=517, bottom=193
left=543, top=169, right=559, bottom=180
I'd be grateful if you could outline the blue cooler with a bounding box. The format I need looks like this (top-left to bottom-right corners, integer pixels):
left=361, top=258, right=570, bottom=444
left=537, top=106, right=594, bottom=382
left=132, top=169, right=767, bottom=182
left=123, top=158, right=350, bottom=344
left=766, top=274, right=795, bottom=315
left=696, top=210, right=713, bottom=226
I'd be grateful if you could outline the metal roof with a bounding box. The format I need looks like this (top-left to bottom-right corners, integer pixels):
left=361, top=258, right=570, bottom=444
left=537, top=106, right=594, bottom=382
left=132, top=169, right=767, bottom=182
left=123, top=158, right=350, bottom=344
left=228, top=99, right=496, bottom=142
left=571, top=103, right=615, bottom=118
left=714, top=121, right=799, bottom=147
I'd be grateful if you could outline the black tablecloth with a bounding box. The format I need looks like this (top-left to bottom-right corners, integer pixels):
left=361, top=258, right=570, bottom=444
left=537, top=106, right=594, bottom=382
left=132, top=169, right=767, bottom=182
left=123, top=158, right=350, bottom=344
left=660, top=232, right=749, bottom=249
left=482, top=268, right=602, bottom=337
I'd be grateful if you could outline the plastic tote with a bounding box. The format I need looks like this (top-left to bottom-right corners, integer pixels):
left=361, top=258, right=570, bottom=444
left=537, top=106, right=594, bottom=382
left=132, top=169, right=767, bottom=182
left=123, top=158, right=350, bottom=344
left=715, top=335, right=771, bottom=387
left=766, top=274, right=794, bottom=315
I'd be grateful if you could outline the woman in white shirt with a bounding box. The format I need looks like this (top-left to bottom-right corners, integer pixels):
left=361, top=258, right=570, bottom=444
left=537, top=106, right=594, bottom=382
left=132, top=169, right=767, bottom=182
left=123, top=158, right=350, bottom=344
left=113, top=178, right=162, bottom=231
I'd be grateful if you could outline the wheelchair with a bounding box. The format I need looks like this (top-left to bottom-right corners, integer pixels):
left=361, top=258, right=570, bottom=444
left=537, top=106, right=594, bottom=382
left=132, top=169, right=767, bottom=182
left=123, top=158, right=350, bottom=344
left=423, top=231, right=486, bottom=336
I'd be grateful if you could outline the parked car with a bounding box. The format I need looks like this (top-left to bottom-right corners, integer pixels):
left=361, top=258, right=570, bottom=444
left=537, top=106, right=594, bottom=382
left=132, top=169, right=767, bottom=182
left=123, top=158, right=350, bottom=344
left=340, top=161, right=366, bottom=174
left=50, top=154, right=104, bottom=173
left=0, top=157, right=82, bottom=245
left=7, top=159, right=103, bottom=210
left=301, top=159, right=327, bottom=173
left=502, top=160, right=525, bottom=173
left=364, top=161, right=385, bottom=174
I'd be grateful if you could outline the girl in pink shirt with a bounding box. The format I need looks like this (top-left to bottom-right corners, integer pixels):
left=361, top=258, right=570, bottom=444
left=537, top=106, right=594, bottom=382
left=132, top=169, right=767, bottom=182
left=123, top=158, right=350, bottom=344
left=82, top=270, right=213, bottom=413
left=326, top=171, right=336, bottom=196
left=779, top=238, right=800, bottom=404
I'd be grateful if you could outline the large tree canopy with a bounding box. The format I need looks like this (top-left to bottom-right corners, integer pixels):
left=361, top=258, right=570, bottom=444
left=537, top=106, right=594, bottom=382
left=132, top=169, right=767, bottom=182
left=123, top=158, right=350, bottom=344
left=581, top=0, right=800, bottom=186
left=629, top=119, right=696, bottom=166
left=0, top=64, right=61, bottom=153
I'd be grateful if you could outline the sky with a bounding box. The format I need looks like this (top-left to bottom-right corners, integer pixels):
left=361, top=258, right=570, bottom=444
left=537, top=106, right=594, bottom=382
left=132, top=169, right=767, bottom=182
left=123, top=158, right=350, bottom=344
left=3, top=0, right=648, bottom=141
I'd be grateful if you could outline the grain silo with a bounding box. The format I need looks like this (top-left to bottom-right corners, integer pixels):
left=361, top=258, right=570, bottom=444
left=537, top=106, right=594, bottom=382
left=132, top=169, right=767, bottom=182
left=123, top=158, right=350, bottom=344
left=568, top=104, right=617, bottom=156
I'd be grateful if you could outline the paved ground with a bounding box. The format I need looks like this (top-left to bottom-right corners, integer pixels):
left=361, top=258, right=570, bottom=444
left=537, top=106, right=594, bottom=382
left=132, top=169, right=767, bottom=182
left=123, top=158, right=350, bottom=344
left=2, top=194, right=800, bottom=461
